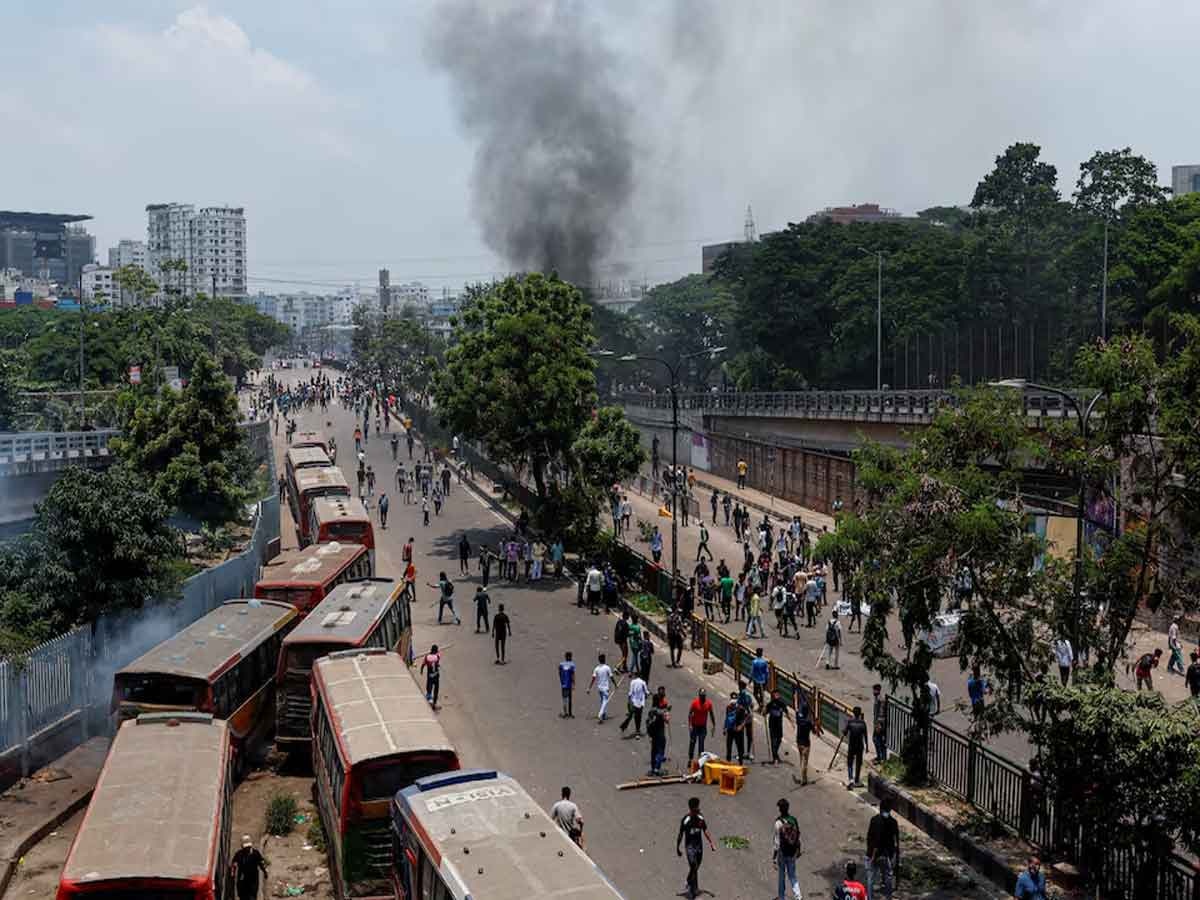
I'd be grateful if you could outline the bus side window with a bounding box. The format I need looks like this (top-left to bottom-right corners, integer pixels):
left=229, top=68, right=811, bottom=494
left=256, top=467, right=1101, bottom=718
left=213, top=674, right=232, bottom=717
left=420, top=854, right=436, bottom=900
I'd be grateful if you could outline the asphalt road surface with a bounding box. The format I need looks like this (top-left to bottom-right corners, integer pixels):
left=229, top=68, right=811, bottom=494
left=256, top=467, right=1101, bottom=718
left=267, top=370, right=1001, bottom=900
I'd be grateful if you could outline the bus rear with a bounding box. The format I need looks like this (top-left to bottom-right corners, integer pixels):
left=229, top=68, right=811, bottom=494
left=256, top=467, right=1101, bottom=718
left=308, top=496, right=375, bottom=566
left=294, top=466, right=351, bottom=544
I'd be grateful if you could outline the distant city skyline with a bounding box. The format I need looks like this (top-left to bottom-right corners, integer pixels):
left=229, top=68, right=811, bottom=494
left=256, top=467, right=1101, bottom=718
left=5, top=2, right=1200, bottom=292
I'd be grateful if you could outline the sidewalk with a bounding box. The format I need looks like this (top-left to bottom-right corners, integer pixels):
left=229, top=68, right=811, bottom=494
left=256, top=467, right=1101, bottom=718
left=0, top=737, right=109, bottom=898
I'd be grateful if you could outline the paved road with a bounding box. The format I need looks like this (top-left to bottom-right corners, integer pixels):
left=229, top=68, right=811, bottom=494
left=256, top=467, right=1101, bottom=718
left=270, top=376, right=1001, bottom=900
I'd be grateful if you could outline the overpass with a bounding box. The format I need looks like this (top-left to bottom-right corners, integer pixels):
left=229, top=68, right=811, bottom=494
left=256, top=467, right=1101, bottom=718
left=616, top=388, right=1086, bottom=515
left=0, top=430, right=118, bottom=532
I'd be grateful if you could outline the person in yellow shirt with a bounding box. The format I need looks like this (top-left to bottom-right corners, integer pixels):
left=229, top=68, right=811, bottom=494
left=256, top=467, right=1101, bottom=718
left=736, top=458, right=748, bottom=489
left=746, top=591, right=765, bottom=638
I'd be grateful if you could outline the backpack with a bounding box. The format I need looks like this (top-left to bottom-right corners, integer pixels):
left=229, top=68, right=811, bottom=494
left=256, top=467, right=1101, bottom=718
left=778, top=815, right=801, bottom=855
left=826, top=620, right=839, bottom=646
left=724, top=703, right=737, bottom=729
left=444, top=582, right=455, bottom=597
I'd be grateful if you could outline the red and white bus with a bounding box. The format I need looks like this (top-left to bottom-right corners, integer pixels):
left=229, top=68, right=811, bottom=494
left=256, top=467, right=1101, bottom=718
left=306, top=495, right=374, bottom=562
left=254, top=541, right=373, bottom=616
left=289, top=466, right=352, bottom=545
left=292, top=430, right=329, bottom=453
left=286, top=445, right=333, bottom=493
left=58, top=713, right=233, bottom=900
left=312, top=649, right=459, bottom=899
left=275, top=578, right=411, bottom=750
left=112, top=599, right=299, bottom=772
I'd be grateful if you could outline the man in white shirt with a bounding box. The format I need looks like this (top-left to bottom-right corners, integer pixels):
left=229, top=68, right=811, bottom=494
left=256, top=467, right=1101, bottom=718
left=550, top=786, right=583, bottom=846
left=1167, top=619, right=1186, bottom=675
left=619, top=674, right=648, bottom=737
left=585, top=565, right=603, bottom=614
left=587, top=653, right=618, bottom=721
left=925, top=679, right=942, bottom=715
left=1052, top=636, right=1074, bottom=685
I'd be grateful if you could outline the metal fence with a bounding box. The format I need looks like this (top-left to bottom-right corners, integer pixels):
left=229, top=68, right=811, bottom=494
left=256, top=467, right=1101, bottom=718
left=616, top=389, right=1088, bottom=423
left=0, top=429, right=119, bottom=467
left=884, top=697, right=1198, bottom=900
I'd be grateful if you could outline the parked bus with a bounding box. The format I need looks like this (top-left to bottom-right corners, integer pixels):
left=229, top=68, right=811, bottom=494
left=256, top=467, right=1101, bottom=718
left=289, top=466, right=352, bottom=545
left=312, top=649, right=460, bottom=899
left=57, top=713, right=233, bottom=900
left=112, top=599, right=298, bottom=768
left=391, top=769, right=626, bottom=900
left=255, top=541, right=373, bottom=615
left=293, top=430, right=329, bottom=453
left=275, top=578, right=411, bottom=751
left=306, top=495, right=375, bottom=559
left=286, top=446, right=333, bottom=496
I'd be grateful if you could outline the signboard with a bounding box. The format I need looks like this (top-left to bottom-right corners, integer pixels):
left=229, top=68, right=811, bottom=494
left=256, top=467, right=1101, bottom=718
left=128, top=365, right=141, bottom=385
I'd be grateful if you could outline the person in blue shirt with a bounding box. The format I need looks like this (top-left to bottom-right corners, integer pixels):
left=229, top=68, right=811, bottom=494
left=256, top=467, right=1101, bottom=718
left=750, top=647, right=770, bottom=711
left=558, top=651, right=576, bottom=718
left=1014, top=857, right=1047, bottom=899
left=967, top=665, right=992, bottom=717
left=650, top=526, right=664, bottom=564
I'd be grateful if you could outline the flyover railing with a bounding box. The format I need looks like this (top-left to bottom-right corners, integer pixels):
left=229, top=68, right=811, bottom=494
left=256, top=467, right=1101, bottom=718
left=616, top=389, right=1088, bottom=422
left=0, top=429, right=120, bottom=465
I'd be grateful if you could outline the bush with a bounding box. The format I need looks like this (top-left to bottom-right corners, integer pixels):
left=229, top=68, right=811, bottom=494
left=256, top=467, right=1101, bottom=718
left=265, top=791, right=299, bottom=836
left=306, top=820, right=327, bottom=852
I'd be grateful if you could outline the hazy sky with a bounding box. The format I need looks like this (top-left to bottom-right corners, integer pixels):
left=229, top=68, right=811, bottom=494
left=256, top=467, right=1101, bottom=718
left=4, top=1, right=1199, bottom=292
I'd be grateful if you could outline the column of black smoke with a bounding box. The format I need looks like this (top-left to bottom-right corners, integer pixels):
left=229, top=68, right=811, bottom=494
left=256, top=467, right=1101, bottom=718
left=427, top=1, right=634, bottom=287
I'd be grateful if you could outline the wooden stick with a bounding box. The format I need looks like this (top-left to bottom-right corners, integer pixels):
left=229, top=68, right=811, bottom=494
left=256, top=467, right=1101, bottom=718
left=616, top=775, right=688, bottom=790
left=827, top=733, right=845, bottom=771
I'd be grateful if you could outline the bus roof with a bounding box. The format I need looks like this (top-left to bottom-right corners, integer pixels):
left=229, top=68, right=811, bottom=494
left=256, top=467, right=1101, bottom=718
left=313, top=650, right=454, bottom=767
left=117, top=600, right=297, bottom=682
left=287, top=446, right=332, bottom=469
left=311, top=495, right=370, bottom=525
left=284, top=578, right=402, bottom=645
left=295, top=466, right=350, bottom=493
left=293, top=430, right=328, bottom=451
left=396, top=770, right=625, bottom=900
left=257, top=542, right=368, bottom=590
left=61, top=714, right=229, bottom=884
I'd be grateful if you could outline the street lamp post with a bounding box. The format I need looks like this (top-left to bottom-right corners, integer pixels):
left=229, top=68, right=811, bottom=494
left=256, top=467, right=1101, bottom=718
left=858, top=247, right=884, bottom=391
left=610, top=347, right=726, bottom=582
left=993, top=379, right=1105, bottom=655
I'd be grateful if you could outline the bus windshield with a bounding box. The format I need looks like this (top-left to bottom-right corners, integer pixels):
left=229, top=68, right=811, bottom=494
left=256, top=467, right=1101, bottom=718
left=284, top=644, right=343, bottom=674
left=115, top=675, right=205, bottom=708
left=324, top=522, right=369, bottom=541
left=361, top=753, right=459, bottom=801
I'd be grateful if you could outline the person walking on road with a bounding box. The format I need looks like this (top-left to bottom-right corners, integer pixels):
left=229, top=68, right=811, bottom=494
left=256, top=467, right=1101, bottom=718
left=792, top=703, right=813, bottom=785
left=676, top=797, right=717, bottom=900
left=458, top=533, right=471, bottom=576
left=473, top=586, right=490, bottom=633
left=421, top=495, right=430, bottom=526
left=428, top=573, right=461, bottom=625
left=751, top=647, right=770, bottom=710
left=479, top=544, right=492, bottom=588
left=1167, top=618, right=1186, bottom=675
left=724, top=691, right=748, bottom=763
left=667, top=606, right=686, bottom=667
left=687, top=688, right=715, bottom=761
left=773, top=798, right=803, bottom=900
left=406, top=431, right=414, bottom=459
left=646, top=692, right=670, bottom=775
left=737, top=457, right=748, bottom=489
left=866, top=798, right=900, bottom=900
left=746, top=590, right=765, bottom=638
left=420, top=644, right=442, bottom=707
left=585, top=563, right=603, bottom=614
left=550, top=786, right=584, bottom=847
left=1134, top=649, right=1161, bottom=692
left=820, top=614, right=843, bottom=669
left=587, top=653, right=618, bottom=722
left=696, top=522, right=713, bottom=561
left=614, top=611, right=630, bottom=673
left=492, top=603, right=511, bottom=664
left=378, top=493, right=389, bottom=529
left=764, top=689, right=791, bottom=765
left=844, top=706, right=868, bottom=788
left=650, top=526, right=664, bottom=564
left=230, top=836, right=269, bottom=900
left=619, top=673, right=648, bottom=737
left=558, top=652, right=576, bottom=718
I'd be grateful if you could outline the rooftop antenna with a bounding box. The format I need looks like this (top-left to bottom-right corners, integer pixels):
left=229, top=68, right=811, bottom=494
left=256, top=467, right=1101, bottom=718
left=744, top=205, right=757, bottom=243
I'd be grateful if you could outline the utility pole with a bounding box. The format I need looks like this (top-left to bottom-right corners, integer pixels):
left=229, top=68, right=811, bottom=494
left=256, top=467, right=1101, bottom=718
left=858, top=247, right=884, bottom=390
left=78, top=271, right=85, bottom=428
left=1101, top=217, right=1109, bottom=340
left=211, top=273, right=219, bottom=354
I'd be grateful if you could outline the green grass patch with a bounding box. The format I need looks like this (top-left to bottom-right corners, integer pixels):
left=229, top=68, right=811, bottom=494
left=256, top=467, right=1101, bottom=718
left=265, top=791, right=299, bottom=836
left=720, top=835, right=750, bottom=850
left=627, top=593, right=666, bottom=616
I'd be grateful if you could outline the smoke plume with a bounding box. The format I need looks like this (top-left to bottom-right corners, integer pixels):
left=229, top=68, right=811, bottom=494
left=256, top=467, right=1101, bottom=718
left=427, top=1, right=634, bottom=287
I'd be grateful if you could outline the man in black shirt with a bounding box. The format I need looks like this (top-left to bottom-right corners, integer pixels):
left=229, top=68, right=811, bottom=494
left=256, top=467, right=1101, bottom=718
left=866, top=798, right=900, bottom=898
left=793, top=705, right=813, bottom=785
left=230, top=836, right=269, bottom=900
left=676, top=797, right=717, bottom=900
left=474, top=587, right=490, bottom=633
left=843, top=706, right=869, bottom=788
left=1186, top=651, right=1200, bottom=699
left=492, top=604, right=511, bottom=664
left=764, top=689, right=791, bottom=764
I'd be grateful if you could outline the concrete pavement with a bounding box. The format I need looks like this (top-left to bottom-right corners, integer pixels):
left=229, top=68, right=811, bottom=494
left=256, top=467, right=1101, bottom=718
left=275, top=377, right=1002, bottom=900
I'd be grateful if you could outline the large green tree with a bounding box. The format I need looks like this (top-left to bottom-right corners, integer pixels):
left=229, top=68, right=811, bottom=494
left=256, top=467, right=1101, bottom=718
left=629, top=275, right=734, bottom=389
left=113, top=353, right=253, bottom=523
left=436, top=273, right=597, bottom=497
left=0, top=466, right=181, bottom=646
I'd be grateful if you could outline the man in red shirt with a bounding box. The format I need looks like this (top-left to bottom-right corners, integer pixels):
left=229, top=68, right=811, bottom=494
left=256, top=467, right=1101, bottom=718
left=834, top=861, right=867, bottom=900
left=687, top=689, right=716, bottom=761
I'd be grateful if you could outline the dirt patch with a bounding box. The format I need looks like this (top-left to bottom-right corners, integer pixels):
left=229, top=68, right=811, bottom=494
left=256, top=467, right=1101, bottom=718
left=231, top=759, right=333, bottom=900
left=6, top=810, right=82, bottom=900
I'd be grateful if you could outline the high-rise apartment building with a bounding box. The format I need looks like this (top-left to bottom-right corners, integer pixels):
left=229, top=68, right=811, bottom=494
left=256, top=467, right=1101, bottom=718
left=146, top=203, right=246, bottom=298
left=1172, top=165, right=1200, bottom=197
left=0, top=211, right=95, bottom=287
left=107, top=238, right=149, bottom=272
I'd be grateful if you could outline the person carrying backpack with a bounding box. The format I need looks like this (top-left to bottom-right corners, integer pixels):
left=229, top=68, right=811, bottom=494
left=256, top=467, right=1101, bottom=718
left=614, top=613, right=630, bottom=673
left=821, top=614, right=843, bottom=669
left=772, top=798, right=803, bottom=900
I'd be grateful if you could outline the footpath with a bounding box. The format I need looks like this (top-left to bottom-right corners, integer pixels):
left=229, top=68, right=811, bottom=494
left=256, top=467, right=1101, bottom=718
left=0, top=738, right=109, bottom=899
